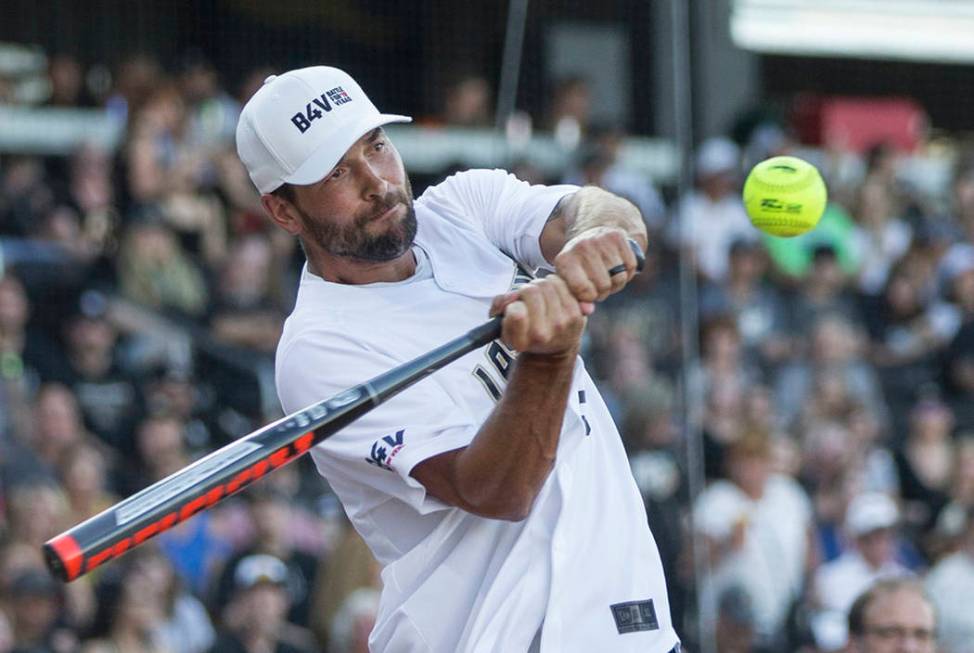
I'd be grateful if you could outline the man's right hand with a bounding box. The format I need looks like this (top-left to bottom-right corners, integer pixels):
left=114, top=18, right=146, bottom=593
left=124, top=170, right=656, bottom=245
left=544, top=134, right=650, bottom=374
left=489, top=276, right=589, bottom=356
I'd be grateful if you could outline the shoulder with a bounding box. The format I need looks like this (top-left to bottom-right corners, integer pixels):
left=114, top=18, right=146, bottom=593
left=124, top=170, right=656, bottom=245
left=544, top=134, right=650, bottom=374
left=696, top=480, right=745, bottom=512
left=768, top=474, right=811, bottom=508
left=418, top=168, right=516, bottom=203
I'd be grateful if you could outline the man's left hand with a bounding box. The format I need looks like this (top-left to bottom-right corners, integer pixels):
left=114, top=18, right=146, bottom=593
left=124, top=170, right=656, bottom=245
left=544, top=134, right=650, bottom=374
left=553, top=226, right=642, bottom=303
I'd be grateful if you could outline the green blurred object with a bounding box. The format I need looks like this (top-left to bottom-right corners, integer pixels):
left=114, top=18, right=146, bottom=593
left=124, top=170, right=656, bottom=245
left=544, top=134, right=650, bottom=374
left=762, top=202, right=860, bottom=278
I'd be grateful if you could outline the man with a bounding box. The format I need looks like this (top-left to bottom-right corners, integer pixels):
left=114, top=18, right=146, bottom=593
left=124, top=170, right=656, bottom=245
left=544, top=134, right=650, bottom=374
left=692, top=430, right=812, bottom=648
left=236, top=66, right=679, bottom=652
left=925, top=506, right=974, bottom=653
left=209, top=554, right=316, bottom=653
left=810, top=492, right=911, bottom=651
left=846, top=578, right=937, bottom=653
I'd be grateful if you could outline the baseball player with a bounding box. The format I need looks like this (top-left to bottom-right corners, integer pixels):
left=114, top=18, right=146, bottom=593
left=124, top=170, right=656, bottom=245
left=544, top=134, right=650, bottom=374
left=236, top=66, right=680, bottom=653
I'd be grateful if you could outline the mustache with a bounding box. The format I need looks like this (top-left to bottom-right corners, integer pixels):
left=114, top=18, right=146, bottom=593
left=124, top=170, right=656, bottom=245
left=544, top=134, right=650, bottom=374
left=362, top=191, right=410, bottom=223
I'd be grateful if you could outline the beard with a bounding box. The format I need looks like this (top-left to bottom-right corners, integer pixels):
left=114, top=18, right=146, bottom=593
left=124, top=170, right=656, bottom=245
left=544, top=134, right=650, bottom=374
left=295, top=180, right=417, bottom=263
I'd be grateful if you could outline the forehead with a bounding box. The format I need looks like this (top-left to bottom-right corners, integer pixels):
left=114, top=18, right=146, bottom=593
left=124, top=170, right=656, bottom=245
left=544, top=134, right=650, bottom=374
left=864, top=589, right=935, bottom=628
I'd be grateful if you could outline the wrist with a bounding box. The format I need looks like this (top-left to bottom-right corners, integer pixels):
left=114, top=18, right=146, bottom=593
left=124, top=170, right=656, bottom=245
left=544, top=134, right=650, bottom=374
left=518, top=346, right=579, bottom=367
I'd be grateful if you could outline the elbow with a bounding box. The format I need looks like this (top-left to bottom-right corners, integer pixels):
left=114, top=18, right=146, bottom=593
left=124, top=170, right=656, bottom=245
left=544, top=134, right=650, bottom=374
left=483, top=499, right=533, bottom=522
left=458, top=487, right=536, bottom=522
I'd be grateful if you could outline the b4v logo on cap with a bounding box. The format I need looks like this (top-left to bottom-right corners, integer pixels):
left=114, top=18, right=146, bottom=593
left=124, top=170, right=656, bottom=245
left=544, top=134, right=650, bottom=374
left=291, top=86, right=353, bottom=134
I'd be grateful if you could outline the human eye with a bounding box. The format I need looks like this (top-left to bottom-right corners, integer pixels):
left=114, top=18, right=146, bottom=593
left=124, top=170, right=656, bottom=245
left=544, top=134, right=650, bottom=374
left=328, top=166, right=346, bottom=182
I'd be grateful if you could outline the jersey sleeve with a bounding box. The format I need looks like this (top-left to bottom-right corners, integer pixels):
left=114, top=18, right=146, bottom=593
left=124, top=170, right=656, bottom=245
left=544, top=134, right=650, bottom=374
left=421, top=169, right=578, bottom=272
left=276, top=330, right=477, bottom=515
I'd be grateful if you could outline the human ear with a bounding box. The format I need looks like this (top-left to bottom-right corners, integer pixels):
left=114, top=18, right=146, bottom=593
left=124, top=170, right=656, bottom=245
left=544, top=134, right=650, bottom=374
left=261, top=194, right=303, bottom=236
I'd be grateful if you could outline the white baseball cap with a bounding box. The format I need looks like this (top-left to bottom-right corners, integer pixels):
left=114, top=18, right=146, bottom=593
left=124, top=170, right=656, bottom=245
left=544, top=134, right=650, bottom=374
left=234, top=553, right=288, bottom=589
left=236, top=66, right=412, bottom=194
left=846, top=492, right=899, bottom=537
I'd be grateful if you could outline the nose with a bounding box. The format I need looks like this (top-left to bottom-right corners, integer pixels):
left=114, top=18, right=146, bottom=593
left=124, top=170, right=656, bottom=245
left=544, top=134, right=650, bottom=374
left=360, top=162, right=389, bottom=201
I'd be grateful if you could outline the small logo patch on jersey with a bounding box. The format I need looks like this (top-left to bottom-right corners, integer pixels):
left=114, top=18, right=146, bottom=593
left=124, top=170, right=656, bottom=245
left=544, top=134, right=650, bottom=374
left=366, top=429, right=405, bottom=471
left=610, top=599, right=659, bottom=634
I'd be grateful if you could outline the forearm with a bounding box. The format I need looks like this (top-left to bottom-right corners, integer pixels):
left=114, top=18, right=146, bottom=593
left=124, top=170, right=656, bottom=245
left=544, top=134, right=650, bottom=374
left=453, top=350, right=577, bottom=519
left=412, top=348, right=578, bottom=521
left=541, top=186, right=647, bottom=264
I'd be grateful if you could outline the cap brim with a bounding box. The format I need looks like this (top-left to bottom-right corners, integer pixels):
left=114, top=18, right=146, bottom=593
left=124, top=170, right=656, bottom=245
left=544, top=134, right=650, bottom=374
left=284, top=113, right=412, bottom=187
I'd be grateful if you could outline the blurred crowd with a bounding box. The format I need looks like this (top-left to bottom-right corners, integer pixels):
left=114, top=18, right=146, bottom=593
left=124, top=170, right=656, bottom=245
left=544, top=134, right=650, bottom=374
left=1, top=50, right=974, bottom=653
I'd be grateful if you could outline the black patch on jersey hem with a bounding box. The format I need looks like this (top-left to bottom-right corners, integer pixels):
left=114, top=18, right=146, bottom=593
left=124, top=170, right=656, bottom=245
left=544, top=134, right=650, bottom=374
left=610, top=599, right=659, bottom=634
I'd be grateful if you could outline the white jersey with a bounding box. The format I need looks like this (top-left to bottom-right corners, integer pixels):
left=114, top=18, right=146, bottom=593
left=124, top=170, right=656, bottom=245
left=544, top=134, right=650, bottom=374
left=276, top=169, right=679, bottom=653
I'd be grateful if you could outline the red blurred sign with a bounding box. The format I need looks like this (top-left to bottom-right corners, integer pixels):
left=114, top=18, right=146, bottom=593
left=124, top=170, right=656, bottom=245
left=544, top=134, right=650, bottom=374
left=791, top=95, right=928, bottom=153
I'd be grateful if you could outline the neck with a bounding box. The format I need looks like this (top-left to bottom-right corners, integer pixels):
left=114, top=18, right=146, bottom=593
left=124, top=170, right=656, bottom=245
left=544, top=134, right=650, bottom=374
left=307, top=247, right=416, bottom=285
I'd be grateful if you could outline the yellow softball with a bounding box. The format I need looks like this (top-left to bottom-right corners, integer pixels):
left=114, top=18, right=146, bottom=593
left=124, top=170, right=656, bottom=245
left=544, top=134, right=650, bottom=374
left=742, top=155, right=827, bottom=237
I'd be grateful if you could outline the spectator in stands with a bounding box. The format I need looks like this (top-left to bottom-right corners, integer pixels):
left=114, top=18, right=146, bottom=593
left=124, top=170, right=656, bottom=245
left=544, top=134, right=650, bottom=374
left=789, top=243, right=863, bottom=338
left=864, top=262, right=954, bottom=423
left=775, top=312, right=886, bottom=429
left=940, top=246, right=974, bottom=430
left=132, top=413, right=189, bottom=485
left=0, top=156, right=52, bottom=238
left=209, top=554, right=316, bottom=653
left=208, top=233, right=284, bottom=353
left=45, top=53, right=89, bottom=108
left=177, top=51, right=240, bottom=150
left=0, top=274, right=47, bottom=438
left=308, top=528, right=380, bottom=651
left=933, top=437, right=974, bottom=548
left=810, top=492, right=911, bottom=651
left=83, top=569, right=169, bottom=653
left=124, top=83, right=228, bottom=268
left=693, top=430, right=813, bottom=649
left=853, top=177, right=913, bottom=297
left=116, top=217, right=209, bottom=318
left=925, top=506, right=974, bottom=653
left=895, top=395, right=955, bottom=537
left=667, top=137, right=755, bottom=283
left=3, top=384, right=84, bottom=488
left=847, top=404, right=900, bottom=497
left=586, top=240, right=680, bottom=378
left=328, top=586, right=380, bottom=653
left=9, top=569, right=76, bottom=653
left=546, top=75, right=592, bottom=142
left=438, top=73, right=492, bottom=128
left=126, top=547, right=216, bottom=653
left=211, top=486, right=321, bottom=629
left=688, top=316, right=761, bottom=477
left=714, top=585, right=758, bottom=653
left=5, top=482, right=68, bottom=549
left=846, top=578, right=937, bottom=653
left=47, top=294, right=145, bottom=452
left=58, top=441, right=116, bottom=526
left=105, top=53, right=164, bottom=128
left=699, top=238, right=792, bottom=370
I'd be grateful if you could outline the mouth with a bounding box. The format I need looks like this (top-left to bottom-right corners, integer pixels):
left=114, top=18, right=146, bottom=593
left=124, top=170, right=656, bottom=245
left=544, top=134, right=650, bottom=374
left=371, top=203, right=403, bottom=223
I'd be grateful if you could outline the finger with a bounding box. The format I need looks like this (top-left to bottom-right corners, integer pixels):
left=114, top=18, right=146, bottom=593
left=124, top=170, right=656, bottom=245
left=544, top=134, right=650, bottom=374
left=489, top=291, right=520, bottom=317
left=607, top=238, right=644, bottom=278
left=547, top=275, right=584, bottom=323
left=557, top=256, right=600, bottom=303
left=517, top=282, right=550, bottom=347
left=501, top=300, right=529, bottom=351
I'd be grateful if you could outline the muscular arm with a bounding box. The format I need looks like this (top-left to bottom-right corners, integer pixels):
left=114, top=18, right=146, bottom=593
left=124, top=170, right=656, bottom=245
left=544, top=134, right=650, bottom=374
left=411, top=276, right=584, bottom=521
left=540, top=186, right=648, bottom=302
left=411, top=349, right=577, bottom=521
left=411, top=188, right=646, bottom=522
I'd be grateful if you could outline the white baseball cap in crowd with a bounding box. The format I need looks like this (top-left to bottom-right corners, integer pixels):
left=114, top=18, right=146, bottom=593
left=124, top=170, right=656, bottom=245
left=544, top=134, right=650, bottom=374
left=845, top=492, right=900, bottom=537
left=234, top=553, right=289, bottom=590
left=236, top=66, right=412, bottom=194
